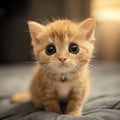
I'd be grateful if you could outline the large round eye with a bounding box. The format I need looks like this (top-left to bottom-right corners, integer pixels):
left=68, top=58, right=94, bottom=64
left=46, top=44, right=56, bottom=55
left=69, top=43, right=79, bottom=54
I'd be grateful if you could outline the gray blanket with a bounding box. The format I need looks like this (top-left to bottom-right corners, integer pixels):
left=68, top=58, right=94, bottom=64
left=0, top=94, right=120, bottom=120
left=0, top=63, right=120, bottom=120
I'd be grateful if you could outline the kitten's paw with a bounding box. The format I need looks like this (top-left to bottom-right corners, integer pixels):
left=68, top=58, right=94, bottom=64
left=65, top=111, right=81, bottom=116
left=11, top=91, right=30, bottom=103
left=45, top=107, right=62, bottom=114
left=44, top=103, right=62, bottom=114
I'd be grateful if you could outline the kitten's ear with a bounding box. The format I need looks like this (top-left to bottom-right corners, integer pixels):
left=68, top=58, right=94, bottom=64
left=28, top=21, right=45, bottom=45
left=79, top=18, right=95, bottom=42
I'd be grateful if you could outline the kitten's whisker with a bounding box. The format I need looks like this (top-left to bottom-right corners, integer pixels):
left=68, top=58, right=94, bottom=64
left=33, top=67, right=48, bottom=81
left=89, top=64, right=97, bottom=71
left=72, top=66, right=80, bottom=83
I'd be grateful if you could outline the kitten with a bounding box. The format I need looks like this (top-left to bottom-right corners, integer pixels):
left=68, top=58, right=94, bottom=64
left=27, top=18, right=95, bottom=116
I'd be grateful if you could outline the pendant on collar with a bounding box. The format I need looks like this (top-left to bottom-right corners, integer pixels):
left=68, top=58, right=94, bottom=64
left=61, top=73, right=67, bottom=82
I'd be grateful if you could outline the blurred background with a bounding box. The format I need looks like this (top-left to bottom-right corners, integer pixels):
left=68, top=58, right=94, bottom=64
left=0, top=0, right=120, bottom=112
left=0, top=0, right=120, bottom=63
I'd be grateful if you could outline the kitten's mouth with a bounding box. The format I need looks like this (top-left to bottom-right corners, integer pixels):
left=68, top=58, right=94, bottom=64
left=49, top=62, right=75, bottom=74
left=58, top=64, right=68, bottom=68
left=55, top=63, right=75, bottom=74
left=58, top=64, right=70, bottom=71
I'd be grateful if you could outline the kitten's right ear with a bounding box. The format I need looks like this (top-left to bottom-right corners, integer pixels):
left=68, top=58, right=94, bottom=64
left=79, top=18, right=95, bottom=42
left=28, top=21, right=45, bottom=46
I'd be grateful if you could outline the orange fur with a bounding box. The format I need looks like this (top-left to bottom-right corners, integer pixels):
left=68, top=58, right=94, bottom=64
left=28, top=18, right=95, bottom=116
left=11, top=91, right=30, bottom=103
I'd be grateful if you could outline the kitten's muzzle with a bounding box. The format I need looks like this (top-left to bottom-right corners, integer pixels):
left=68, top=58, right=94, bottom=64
left=58, top=58, right=67, bottom=63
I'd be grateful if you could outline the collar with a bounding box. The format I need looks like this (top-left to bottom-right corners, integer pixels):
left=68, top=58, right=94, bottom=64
left=60, top=73, right=68, bottom=82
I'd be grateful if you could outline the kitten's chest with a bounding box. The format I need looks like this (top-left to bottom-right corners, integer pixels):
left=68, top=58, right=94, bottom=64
left=55, top=81, right=73, bottom=99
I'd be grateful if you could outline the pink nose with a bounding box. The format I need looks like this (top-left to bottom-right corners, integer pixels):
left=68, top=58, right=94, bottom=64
left=58, top=58, right=67, bottom=63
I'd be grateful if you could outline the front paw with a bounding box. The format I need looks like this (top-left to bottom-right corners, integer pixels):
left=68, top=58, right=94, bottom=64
left=65, top=110, right=81, bottom=116
left=44, top=102, right=62, bottom=114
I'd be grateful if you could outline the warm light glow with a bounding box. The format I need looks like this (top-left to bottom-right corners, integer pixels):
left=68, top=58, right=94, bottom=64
left=91, top=9, right=120, bottom=21
left=91, top=0, right=120, bottom=21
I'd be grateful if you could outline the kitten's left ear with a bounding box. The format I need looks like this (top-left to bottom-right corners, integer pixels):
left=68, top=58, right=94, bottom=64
left=79, top=18, right=95, bottom=42
left=28, top=21, right=45, bottom=46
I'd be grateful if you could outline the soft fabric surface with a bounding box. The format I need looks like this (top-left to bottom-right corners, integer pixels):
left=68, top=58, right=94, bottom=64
left=0, top=63, right=120, bottom=120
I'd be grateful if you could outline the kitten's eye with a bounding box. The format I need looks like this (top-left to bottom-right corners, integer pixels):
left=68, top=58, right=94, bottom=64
left=46, top=44, right=56, bottom=55
left=69, top=43, right=79, bottom=54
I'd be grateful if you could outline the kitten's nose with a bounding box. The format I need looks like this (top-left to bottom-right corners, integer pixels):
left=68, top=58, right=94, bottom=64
left=58, top=58, right=67, bottom=63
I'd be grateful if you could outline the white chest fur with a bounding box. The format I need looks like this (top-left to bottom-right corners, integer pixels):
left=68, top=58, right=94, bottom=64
left=55, top=81, right=73, bottom=99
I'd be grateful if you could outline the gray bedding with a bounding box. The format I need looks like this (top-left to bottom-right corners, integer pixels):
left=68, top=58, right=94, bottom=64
left=0, top=63, right=120, bottom=120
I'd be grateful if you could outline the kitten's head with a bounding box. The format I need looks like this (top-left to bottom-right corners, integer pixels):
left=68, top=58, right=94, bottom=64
left=28, top=18, right=95, bottom=74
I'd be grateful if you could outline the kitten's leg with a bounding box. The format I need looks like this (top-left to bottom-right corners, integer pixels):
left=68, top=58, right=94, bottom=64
left=32, top=99, right=43, bottom=109
left=42, top=89, right=62, bottom=114
left=31, top=93, right=43, bottom=109
left=11, top=91, right=30, bottom=103
left=65, top=89, right=86, bottom=116
left=65, top=100, right=82, bottom=116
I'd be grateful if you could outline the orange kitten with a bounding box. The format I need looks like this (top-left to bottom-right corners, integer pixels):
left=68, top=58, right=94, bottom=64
left=28, top=18, right=95, bottom=116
